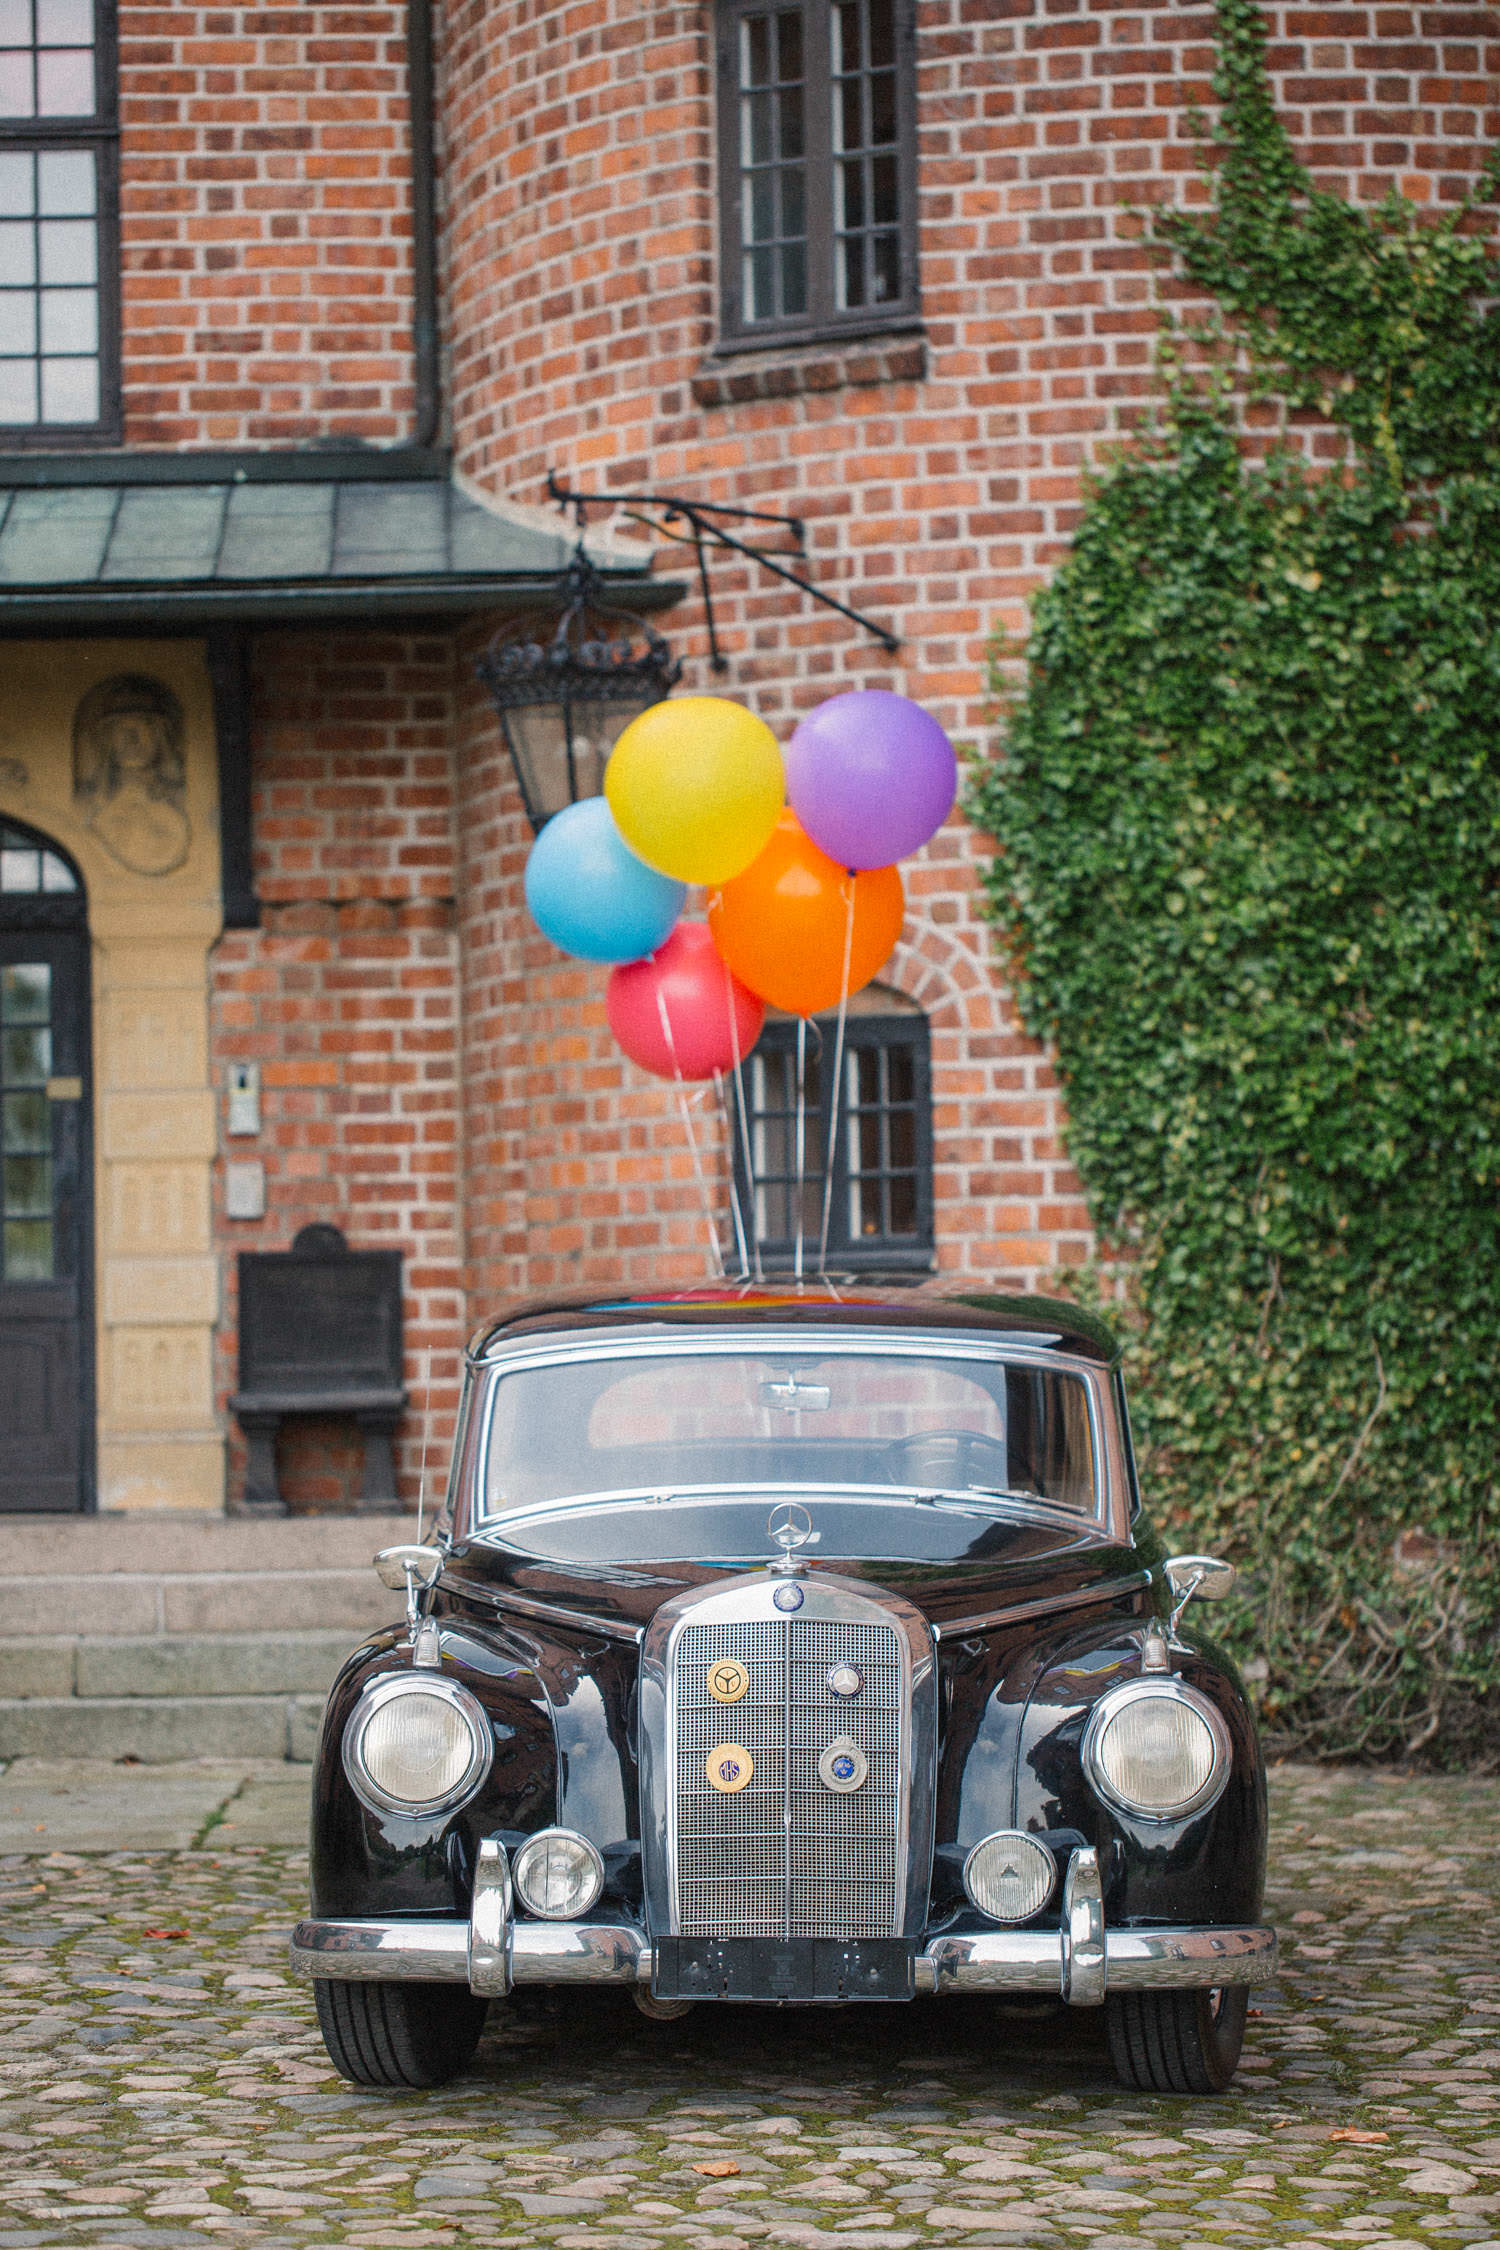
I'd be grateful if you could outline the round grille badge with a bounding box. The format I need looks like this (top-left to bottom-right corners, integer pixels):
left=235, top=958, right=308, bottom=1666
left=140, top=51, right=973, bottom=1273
left=707, top=1658, right=750, bottom=1705
left=826, top=1662, right=863, bottom=1699
left=772, top=1582, right=804, bottom=1612
left=705, top=1743, right=754, bottom=1794
left=818, top=1734, right=868, bottom=1794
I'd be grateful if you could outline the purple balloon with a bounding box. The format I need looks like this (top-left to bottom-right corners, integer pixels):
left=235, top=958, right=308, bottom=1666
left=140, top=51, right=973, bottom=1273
left=784, top=691, right=958, bottom=869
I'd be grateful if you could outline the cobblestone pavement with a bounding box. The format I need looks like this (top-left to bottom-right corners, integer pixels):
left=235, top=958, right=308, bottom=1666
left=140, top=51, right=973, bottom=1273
left=1, top=1763, right=1496, bottom=2250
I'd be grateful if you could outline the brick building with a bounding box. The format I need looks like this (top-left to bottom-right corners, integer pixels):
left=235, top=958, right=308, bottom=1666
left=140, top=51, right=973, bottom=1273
left=0, top=0, right=1492, bottom=1518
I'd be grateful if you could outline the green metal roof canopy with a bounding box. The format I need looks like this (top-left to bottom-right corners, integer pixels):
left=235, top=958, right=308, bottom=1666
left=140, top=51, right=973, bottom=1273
left=0, top=455, right=676, bottom=631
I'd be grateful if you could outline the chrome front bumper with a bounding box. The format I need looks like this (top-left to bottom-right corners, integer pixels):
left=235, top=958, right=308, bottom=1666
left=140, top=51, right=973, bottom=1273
left=290, top=1844, right=1277, bottom=2006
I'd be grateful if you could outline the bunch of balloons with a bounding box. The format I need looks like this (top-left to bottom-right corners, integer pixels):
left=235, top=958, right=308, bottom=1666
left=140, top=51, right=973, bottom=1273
left=522, top=688, right=958, bottom=1081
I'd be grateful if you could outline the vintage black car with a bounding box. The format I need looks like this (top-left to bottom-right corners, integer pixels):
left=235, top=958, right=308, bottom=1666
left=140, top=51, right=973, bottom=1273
left=292, top=1287, right=1274, bottom=2094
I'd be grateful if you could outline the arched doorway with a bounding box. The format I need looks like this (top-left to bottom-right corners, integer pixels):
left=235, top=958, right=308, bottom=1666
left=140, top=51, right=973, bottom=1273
left=0, top=818, right=92, bottom=1512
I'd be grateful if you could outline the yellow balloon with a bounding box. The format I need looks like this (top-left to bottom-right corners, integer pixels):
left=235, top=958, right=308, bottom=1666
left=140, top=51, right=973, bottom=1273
left=605, top=697, right=785, bottom=886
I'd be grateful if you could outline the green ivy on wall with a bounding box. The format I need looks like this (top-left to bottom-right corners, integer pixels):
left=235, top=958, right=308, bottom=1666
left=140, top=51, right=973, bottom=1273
left=970, top=0, right=1500, bottom=1761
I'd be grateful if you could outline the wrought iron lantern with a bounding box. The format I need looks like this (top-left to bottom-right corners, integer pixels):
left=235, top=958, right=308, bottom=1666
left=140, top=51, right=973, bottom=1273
left=476, top=548, right=681, bottom=830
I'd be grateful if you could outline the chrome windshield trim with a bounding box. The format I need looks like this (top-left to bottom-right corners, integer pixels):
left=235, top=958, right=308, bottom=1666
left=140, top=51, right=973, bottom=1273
left=932, top=1569, right=1154, bottom=1641
left=470, top=1482, right=1108, bottom=1539
left=467, top=1326, right=1121, bottom=1537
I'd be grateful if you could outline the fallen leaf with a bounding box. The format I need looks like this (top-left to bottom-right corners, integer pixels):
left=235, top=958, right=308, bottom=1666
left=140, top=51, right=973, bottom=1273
left=143, top=1927, right=189, bottom=1941
left=1329, top=2128, right=1388, bottom=2144
left=32, top=1823, right=44, bottom=1833
left=693, top=2162, right=741, bottom=2178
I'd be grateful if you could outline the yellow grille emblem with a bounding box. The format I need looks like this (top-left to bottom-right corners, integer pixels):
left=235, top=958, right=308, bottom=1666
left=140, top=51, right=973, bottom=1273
left=707, top=1658, right=750, bottom=1705
left=705, top=1743, right=753, bottom=1794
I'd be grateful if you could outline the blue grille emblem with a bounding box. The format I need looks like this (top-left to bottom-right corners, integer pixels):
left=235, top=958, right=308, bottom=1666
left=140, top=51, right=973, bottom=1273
left=772, top=1582, right=804, bottom=1612
left=818, top=1733, right=868, bottom=1793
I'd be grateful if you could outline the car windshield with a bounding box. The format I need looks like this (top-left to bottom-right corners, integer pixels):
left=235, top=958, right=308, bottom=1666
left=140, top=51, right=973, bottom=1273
left=478, top=1348, right=1097, bottom=1518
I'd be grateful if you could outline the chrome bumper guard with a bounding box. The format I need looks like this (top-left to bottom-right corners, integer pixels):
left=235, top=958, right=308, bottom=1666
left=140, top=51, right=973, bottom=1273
left=290, top=1844, right=1277, bottom=2005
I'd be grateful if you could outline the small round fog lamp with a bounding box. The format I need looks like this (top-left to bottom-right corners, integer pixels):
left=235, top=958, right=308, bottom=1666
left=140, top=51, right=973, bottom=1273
left=1083, top=1680, right=1231, bottom=1822
left=512, top=1827, right=605, bottom=1920
left=963, top=1830, right=1055, bottom=1924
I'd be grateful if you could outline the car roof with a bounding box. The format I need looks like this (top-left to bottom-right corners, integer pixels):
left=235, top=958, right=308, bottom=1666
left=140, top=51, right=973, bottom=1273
left=468, top=1284, right=1120, bottom=1367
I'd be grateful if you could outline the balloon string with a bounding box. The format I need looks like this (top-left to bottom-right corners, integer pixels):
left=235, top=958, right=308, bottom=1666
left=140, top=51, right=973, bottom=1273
left=722, top=953, right=763, bottom=1284
left=818, top=872, right=857, bottom=1274
left=653, top=976, right=725, bottom=1280
left=793, top=1012, right=807, bottom=1284
left=717, top=1072, right=752, bottom=1282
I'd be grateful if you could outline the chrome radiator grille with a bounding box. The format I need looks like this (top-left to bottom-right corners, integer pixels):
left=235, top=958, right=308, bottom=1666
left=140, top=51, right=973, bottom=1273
left=671, top=1616, right=904, bottom=1941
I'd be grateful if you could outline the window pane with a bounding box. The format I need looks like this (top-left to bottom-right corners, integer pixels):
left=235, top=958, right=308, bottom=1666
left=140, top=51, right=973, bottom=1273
left=0, top=149, right=32, bottom=214
left=36, top=0, right=91, bottom=41
left=0, top=355, right=34, bottom=419
left=38, top=146, right=93, bottom=213
left=886, top=1173, right=917, bottom=1234
left=868, top=0, right=893, bottom=68
left=837, top=76, right=861, bottom=153
left=2, top=962, right=50, bottom=1020
left=0, top=220, right=34, bottom=285
left=1, top=290, right=36, bottom=352
left=839, top=231, right=865, bottom=308
left=0, top=0, right=35, bottom=43
left=744, top=85, right=772, bottom=166
left=35, top=43, right=91, bottom=112
left=3, top=1090, right=49, bottom=1151
left=872, top=230, right=899, bottom=303
left=777, top=6, right=801, bottom=78
left=780, top=237, right=806, bottom=316
left=38, top=214, right=94, bottom=282
left=745, top=243, right=775, bottom=322
left=39, top=281, right=93, bottom=350
left=2, top=1025, right=51, bottom=1081
left=870, top=67, right=896, bottom=144
left=833, top=0, right=861, bottom=71
left=5, top=1217, right=53, bottom=1279
left=5, top=1152, right=50, bottom=1215
left=871, top=149, right=898, bottom=224
left=838, top=155, right=865, bottom=229
left=743, top=14, right=769, bottom=87
left=781, top=163, right=804, bottom=238
left=40, top=351, right=96, bottom=419
left=40, top=851, right=75, bottom=891
left=0, top=847, right=40, bottom=894
left=749, top=169, right=776, bottom=244
left=0, top=48, right=31, bottom=114
left=777, top=82, right=803, bottom=161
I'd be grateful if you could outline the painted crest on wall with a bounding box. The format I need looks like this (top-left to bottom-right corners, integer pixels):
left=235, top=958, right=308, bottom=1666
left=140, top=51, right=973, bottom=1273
left=73, top=676, right=191, bottom=877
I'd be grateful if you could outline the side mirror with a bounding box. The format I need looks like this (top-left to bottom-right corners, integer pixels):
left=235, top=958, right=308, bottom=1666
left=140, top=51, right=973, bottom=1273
left=1163, top=1552, right=1235, bottom=1635
left=374, top=1543, right=444, bottom=1593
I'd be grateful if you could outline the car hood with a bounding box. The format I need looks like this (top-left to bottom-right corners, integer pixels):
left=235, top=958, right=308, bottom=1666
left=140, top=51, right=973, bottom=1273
left=443, top=1491, right=1151, bottom=1636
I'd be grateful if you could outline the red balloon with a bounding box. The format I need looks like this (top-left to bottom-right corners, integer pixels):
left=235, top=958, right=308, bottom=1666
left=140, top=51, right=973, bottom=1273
left=606, top=922, right=764, bottom=1082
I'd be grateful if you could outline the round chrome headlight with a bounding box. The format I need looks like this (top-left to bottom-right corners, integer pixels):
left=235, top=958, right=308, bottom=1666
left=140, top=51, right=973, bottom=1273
left=963, top=1830, right=1055, bottom=1923
left=342, top=1675, right=491, bottom=1818
left=512, top=1828, right=605, bottom=1920
left=1082, top=1679, right=1231, bottom=1822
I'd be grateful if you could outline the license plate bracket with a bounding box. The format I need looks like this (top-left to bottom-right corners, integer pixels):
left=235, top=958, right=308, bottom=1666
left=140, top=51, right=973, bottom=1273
left=653, top=1936, right=915, bottom=2003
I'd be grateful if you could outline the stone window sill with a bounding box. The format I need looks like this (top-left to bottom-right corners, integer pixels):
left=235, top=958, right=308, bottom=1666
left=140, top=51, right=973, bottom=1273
left=691, top=334, right=926, bottom=409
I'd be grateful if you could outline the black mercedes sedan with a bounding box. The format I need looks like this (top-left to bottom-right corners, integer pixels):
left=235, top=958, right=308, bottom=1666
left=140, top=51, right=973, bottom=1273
left=292, top=1287, right=1274, bottom=2094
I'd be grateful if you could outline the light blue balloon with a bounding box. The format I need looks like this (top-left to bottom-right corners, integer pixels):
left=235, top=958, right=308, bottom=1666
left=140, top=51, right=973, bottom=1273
left=524, top=796, right=686, bottom=963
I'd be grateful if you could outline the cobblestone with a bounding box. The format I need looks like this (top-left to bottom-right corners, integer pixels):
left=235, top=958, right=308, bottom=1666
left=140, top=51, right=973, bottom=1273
left=0, top=1765, right=1497, bottom=2246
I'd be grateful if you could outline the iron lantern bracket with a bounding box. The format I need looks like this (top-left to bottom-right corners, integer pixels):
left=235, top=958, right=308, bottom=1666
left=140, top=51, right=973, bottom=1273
left=545, top=471, right=900, bottom=671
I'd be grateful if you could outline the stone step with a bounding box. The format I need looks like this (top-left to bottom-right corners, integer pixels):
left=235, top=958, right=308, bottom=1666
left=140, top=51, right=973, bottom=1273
left=0, top=1564, right=401, bottom=1639
left=0, top=1628, right=359, bottom=1702
left=0, top=1691, right=326, bottom=1764
left=0, top=1510, right=417, bottom=1576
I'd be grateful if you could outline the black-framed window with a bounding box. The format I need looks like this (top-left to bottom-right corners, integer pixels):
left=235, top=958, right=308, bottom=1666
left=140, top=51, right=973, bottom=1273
left=715, top=0, right=918, bottom=351
left=735, top=1009, right=933, bottom=1270
left=0, top=0, right=118, bottom=441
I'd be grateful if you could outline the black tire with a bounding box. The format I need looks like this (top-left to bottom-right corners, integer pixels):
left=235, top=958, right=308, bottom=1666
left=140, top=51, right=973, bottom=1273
left=1105, top=1985, right=1247, bottom=2094
left=313, top=1978, right=489, bottom=2089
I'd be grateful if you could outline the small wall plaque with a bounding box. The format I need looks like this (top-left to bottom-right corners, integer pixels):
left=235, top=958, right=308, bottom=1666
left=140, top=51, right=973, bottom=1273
left=225, top=1160, right=266, bottom=1221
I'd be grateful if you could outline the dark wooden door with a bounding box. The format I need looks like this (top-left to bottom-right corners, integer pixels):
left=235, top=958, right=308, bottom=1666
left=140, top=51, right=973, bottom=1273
left=0, top=827, right=92, bottom=1514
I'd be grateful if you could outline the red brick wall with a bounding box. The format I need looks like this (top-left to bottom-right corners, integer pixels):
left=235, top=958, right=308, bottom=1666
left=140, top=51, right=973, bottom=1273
left=440, top=0, right=1496, bottom=1309
left=210, top=632, right=464, bottom=1509
left=118, top=2, right=418, bottom=446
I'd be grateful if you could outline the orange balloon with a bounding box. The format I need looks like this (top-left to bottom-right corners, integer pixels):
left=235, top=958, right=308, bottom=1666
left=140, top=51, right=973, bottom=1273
left=708, top=810, right=904, bottom=1016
